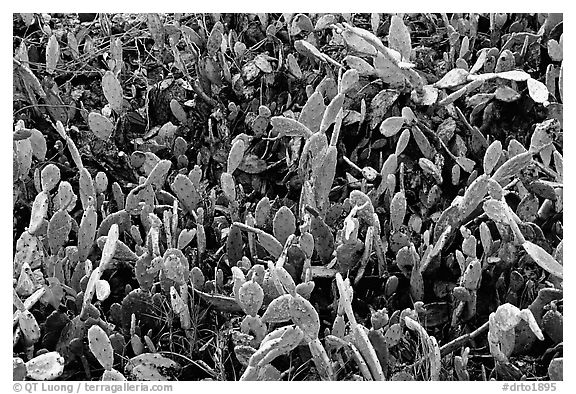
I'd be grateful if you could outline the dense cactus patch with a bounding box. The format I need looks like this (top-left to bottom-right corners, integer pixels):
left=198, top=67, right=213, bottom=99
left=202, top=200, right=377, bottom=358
left=13, top=13, right=562, bottom=381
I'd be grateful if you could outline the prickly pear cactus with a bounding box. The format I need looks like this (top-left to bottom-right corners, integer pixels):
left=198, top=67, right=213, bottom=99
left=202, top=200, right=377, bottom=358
left=273, top=206, right=296, bottom=246
left=19, top=310, right=41, bottom=344
left=124, top=353, right=181, bottom=381
left=289, top=294, right=320, bottom=341
left=541, top=306, right=563, bottom=344
left=14, top=231, right=44, bottom=278
left=191, top=266, right=205, bottom=290
left=25, top=352, right=65, bottom=381
left=310, top=216, right=334, bottom=264
left=548, top=357, right=563, bottom=381
left=170, top=174, right=200, bottom=214
left=77, top=198, right=97, bottom=261
left=121, top=289, right=159, bottom=333
left=255, top=197, right=271, bottom=229
left=11, top=12, right=564, bottom=383
left=40, top=163, right=61, bottom=192
left=13, top=357, right=27, bottom=381
left=88, top=325, right=114, bottom=370
left=514, top=288, right=563, bottom=354
left=238, top=280, right=264, bottom=316
left=227, top=224, right=244, bottom=265
left=102, top=368, right=126, bottom=381
left=134, top=253, right=155, bottom=291
left=488, top=303, right=544, bottom=363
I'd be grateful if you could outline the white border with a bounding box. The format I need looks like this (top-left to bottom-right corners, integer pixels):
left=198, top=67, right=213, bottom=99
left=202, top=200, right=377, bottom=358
left=3, top=5, right=573, bottom=393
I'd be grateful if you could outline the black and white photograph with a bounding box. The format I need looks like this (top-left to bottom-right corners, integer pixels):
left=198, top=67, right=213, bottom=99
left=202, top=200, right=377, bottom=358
left=12, top=10, right=565, bottom=384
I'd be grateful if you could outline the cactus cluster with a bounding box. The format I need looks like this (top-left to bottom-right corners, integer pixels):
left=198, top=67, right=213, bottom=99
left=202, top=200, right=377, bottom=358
left=13, top=12, right=563, bottom=381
